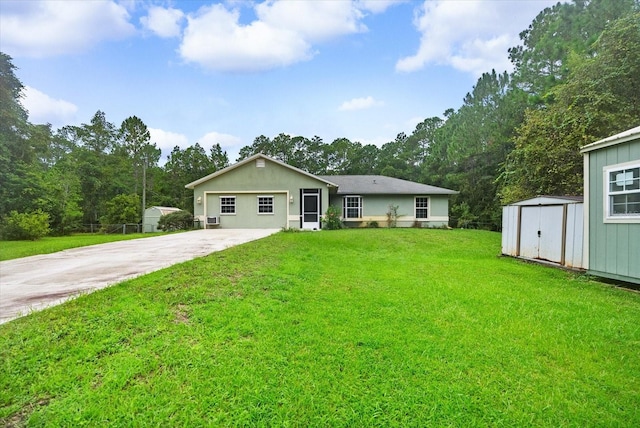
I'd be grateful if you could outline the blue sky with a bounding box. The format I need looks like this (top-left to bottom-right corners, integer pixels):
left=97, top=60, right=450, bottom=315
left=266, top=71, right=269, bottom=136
left=1, top=0, right=558, bottom=162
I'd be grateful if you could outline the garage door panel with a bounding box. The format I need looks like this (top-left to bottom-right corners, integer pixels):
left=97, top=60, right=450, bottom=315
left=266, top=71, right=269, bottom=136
left=205, top=193, right=287, bottom=228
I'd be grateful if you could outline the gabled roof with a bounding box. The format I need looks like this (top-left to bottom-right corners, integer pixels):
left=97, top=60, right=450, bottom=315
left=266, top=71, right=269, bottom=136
left=580, top=125, right=640, bottom=153
left=185, top=153, right=338, bottom=189
left=317, top=175, right=458, bottom=195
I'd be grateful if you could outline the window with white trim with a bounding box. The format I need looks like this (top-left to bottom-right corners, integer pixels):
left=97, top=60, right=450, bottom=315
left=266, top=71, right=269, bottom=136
left=415, top=197, right=429, bottom=219
left=220, top=196, right=236, bottom=215
left=606, top=163, right=640, bottom=218
left=257, top=196, right=274, bottom=214
left=343, top=196, right=362, bottom=219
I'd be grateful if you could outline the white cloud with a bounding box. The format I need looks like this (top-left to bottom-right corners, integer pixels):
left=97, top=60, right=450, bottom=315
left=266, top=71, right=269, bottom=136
left=358, top=135, right=395, bottom=147
left=357, top=0, right=405, bottom=14
left=179, top=1, right=372, bottom=72
left=149, top=128, right=244, bottom=164
left=255, top=1, right=366, bottom=42
left=179, top=4, right=311, bottom=72
left=22, top=86, right=78, bottom=128
left=140, top=6, right=185, bottom=38
left=198, top=131, right=244, bottom=149
left=395, top=0, right=560, bottom=76
left=0, top=0, right=135, bottom=57
left=149, top=128, right=190, bottom=158
left=339, top=96, right=384, bottom=111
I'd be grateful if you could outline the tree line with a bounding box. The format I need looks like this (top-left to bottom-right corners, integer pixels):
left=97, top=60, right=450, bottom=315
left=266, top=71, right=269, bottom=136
left=1, top=0, right=638, bottom=235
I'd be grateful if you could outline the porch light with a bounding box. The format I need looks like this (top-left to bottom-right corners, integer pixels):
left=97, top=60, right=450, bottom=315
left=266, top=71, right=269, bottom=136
left=197, top=196, right=202, bottom=204
left=290, top=195, right=294, bottom=204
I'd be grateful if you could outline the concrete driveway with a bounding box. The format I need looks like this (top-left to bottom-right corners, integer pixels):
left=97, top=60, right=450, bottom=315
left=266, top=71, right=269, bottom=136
left=0, top=229, right=279, bottom=324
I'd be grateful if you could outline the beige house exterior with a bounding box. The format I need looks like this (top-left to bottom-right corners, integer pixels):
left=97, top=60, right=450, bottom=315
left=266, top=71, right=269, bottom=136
left=185, top=154, right=457, bottom=230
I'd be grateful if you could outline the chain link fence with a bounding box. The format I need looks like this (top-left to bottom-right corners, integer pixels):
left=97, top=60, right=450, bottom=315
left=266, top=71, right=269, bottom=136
left=78, top=224, right=142, bottom=234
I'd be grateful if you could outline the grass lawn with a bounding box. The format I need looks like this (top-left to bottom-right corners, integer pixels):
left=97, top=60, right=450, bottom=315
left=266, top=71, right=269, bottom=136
left=0, top=233, right=166, bottom=261
left=1, top=229, right=639, bottom=426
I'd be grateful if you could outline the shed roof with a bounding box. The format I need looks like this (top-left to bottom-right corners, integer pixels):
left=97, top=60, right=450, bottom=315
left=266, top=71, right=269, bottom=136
left=146, top=206, right=182, bottom=215
left=317, top=175, right=458, bottom=195
left=580, top=125, right=640, bottom=153
left=508, top=196, right=584, bottom=206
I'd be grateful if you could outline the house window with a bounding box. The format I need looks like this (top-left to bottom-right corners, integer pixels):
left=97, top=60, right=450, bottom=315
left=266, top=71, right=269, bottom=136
left=257, top=196, right=274, bottom=214
left=415, top=197, right=429, bottom=219
left=606, top=162, right=640, bottom=218
left=220, top=196, right=236, bottom=215
left=343, top=196, right=362, bottom=219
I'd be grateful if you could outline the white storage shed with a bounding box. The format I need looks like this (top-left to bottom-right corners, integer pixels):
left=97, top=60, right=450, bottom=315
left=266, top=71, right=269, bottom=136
left=502, top=196, right=584, bottom=269
left=143, top=206, right=182, bottom=232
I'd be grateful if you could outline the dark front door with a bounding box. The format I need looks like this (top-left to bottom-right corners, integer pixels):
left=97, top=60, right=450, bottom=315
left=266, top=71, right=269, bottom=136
left=301, top=190, right=320, bottom=230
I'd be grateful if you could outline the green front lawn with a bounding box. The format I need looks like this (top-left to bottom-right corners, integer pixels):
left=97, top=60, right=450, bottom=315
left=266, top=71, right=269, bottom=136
left=0, top=233, right=166, bottom=261
left=1, top=229, right=639, bottom=426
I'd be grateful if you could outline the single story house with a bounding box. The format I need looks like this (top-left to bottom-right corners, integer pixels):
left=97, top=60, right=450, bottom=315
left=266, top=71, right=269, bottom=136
left=142, top=206, right=182, bottom=232
left=185, top=153, right=458, bottom=230
left=580, top=125, right=640, bottom=285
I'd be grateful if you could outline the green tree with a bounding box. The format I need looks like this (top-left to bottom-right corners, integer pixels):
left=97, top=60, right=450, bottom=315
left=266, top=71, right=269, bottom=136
left=508, top=0, right=638, bottom=102
left=39, top=163, right=83, bottom=235
left=209, top=143, right=230, bottom=171
left=501, top=12, right=640, bottom=202
left=160, top=143, right=223, bottom=210
left=348, top=144, right=379, bottom=175
left=100, top=194, right=141, bottom=226
left=119, top=116, right=152, bottom=194
left=0, top=53, right=46, bottom=219
left=237, top=135, right=277, bottom=161
left=324, top=138, right=361, bottom=174
left=64, top=111, right=121, bottom=224
left=295, top=136, right=328, bottom=174
left=421, top=71, right=526, bottom=229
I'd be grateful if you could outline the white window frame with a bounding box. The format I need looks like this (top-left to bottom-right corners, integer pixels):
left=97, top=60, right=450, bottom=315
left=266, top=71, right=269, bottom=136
left=603, top=160, right=640, bottom=223
left=415, top=196, right=429, bottom=219
left=257, top=195, right=274, bottom=215
left=220, top=196, right=236, bottom=215
left=343, top=196, right=362, bottom=219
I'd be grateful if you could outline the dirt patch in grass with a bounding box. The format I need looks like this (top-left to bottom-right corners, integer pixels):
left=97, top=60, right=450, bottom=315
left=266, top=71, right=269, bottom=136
left=173, top=304, right=190, bottom=324
left=1, top=398, right=50, bottom=428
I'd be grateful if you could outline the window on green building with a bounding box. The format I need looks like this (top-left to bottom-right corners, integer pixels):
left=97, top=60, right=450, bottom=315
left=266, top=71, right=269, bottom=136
left=606, top=163, right=640, bottom=218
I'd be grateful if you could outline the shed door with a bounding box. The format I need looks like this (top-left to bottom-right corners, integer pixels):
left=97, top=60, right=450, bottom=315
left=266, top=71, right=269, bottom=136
left=520, top=206, right=564, bottom=263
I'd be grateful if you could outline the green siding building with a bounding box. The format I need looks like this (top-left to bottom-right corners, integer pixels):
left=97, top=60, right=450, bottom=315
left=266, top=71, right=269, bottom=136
left=185, top=154, right=457, bottom=230
left=581, top=126, right=640, bottom=284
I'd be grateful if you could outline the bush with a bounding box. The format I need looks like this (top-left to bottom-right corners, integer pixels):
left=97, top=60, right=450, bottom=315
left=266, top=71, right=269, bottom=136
left=367, top=221, right=379, bottom=228
left=1, top=210, right=51, bottom=240
left=321, top=205, right=343, bottom=230
left=386, top=204, right=399, bottom=228
left=100, top=194, right=141, bottom=227
left=158, top=210, right=194, bottom=231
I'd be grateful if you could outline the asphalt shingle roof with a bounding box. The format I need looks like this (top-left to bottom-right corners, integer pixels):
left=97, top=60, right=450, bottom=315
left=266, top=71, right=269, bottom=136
left=317, top=175, right=458, bottom=195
